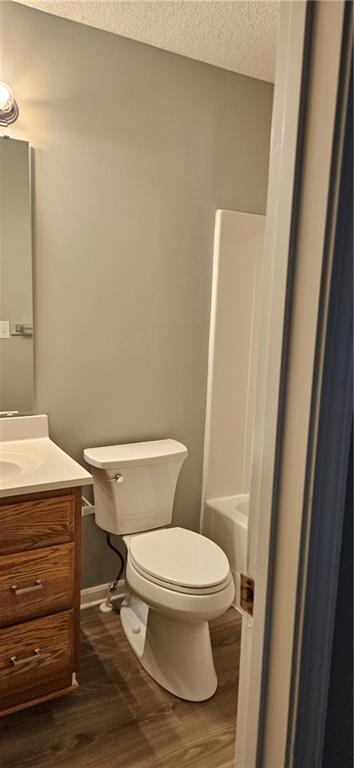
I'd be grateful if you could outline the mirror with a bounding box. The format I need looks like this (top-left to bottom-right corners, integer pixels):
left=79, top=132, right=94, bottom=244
left=0, top=137, right=33, bottom=414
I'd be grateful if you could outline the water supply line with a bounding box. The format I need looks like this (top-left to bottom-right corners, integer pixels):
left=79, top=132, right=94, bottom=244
left=99, top=534, right=125, bottom=613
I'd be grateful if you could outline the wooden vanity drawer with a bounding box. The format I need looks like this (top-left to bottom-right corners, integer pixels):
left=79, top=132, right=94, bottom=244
left=0, top=611, right=74, bottom=710
left=0, top=493, right=75, bottom=555
left=0, top=543, right=74, bottom=627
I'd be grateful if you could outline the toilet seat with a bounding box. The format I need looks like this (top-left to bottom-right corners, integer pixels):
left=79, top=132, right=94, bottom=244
left=127, top=527, right=231, bottom=595
left=128, top=559, right=232, bottom=595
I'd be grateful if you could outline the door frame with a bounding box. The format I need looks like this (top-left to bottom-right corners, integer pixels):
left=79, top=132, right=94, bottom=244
left=234, top=2, right=350, bottom=766
left=235, top=2, right=311, bottom=764
left=292, top=28, right=353, bottom=767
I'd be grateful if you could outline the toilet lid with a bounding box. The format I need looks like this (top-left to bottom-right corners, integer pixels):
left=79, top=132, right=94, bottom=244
left=129, top=527, right=230, bottom=590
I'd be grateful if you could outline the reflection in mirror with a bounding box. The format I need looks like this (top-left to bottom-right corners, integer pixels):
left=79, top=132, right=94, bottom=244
left=0, top=137, right=33, bottom=414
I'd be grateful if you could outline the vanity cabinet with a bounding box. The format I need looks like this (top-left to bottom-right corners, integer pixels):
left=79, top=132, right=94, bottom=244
left=0, top=486, right=82, bottom=716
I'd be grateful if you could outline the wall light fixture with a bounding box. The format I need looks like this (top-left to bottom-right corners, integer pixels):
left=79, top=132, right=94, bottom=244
left=0, top=82, right=19, bottom=126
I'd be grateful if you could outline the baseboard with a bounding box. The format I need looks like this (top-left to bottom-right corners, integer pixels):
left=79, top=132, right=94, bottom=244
left=80, top=579, right=126, bottom=609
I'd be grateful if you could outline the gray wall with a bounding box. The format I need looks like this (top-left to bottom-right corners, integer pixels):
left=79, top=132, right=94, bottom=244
left=1, top=1, right=273, bottom=588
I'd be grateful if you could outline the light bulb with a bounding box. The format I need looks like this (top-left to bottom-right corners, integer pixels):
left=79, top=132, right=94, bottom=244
left=0, top=82, right=14, bottom=110
left=0, top=82, right=19, bottom=126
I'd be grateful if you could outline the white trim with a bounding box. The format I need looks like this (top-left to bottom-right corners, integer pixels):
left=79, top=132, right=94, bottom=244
left=200, top=210, right=222, bottom=528
left=235, top=3, right=309, bottom=766
left=261, top=4, right=346, bottom=764
left=80, top=580, right=126, bottom=609
left=241, top=243, right=258, bottom=491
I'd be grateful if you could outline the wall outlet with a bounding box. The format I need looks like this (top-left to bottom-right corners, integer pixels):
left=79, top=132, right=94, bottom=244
left=0, top=321, right=10, bottom=339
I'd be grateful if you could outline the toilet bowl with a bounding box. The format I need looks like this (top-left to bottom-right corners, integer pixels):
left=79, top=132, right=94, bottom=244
left=121, top=527, right=234, bottom=701
left=83, top=439, right=235, bottom=701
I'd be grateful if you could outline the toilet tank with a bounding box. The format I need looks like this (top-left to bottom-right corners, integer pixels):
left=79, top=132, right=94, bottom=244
left=83, top=439, right=188, bottom=535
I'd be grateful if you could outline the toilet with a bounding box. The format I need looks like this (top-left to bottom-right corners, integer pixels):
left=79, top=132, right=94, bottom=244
left=84, top=439, right=234, bottom=701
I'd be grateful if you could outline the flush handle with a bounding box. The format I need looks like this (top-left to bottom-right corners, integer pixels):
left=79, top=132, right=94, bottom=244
left=108, top=473, right=124, bottom=483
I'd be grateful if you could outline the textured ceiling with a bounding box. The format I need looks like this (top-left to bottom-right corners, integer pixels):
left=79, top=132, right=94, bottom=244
left=15, top=0, right=279, bottom=82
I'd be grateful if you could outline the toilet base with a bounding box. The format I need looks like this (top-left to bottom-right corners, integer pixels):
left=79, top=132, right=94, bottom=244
left=120, top=593, right=218, bottom=702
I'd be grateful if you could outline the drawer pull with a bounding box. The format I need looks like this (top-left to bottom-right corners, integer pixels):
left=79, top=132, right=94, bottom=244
left=9, top=648, right=41, bottom=667
left=10, top=579, right=43, bottom=596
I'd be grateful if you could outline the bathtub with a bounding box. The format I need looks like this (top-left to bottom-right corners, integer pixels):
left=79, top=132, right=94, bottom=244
left=201, top=494, right=249, bottom=609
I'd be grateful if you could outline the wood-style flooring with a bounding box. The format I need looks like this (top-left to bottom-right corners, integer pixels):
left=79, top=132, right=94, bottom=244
left=0, top=605, right=242, bottom=768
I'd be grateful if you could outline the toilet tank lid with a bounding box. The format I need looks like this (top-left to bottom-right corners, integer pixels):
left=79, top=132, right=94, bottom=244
left=83, top=439, right=188, bottom=469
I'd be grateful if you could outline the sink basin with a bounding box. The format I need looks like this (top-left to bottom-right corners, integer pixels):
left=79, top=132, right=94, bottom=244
left=0, top=451, right=42, bottom=480
left=0, top=414, right=92, bottom=498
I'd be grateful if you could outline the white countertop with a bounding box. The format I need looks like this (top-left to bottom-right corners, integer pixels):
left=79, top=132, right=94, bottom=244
left=0, top=415, right=92, bottom=499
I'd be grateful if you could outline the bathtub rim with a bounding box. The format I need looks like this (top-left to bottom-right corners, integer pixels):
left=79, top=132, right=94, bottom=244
left=204, top=493, right=249, bottom=525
